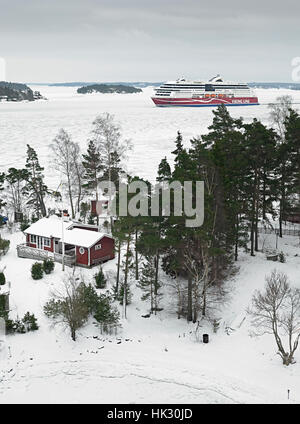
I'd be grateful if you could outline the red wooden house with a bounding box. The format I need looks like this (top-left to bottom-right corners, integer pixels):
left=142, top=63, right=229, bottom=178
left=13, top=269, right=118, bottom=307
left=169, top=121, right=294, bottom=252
left=20, top=216, right=115, bottom=267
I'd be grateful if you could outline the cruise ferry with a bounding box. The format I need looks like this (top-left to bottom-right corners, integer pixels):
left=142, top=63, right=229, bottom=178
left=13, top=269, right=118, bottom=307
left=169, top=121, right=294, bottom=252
left=151, top=75, right=259, bottom=107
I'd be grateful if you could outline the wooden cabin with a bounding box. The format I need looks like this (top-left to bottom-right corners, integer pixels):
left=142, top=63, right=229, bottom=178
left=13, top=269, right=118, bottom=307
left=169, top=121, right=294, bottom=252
left=18, top=216, right=115, bottom=267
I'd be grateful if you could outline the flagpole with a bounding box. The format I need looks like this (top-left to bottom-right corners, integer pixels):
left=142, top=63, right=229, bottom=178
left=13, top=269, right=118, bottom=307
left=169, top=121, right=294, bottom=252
left=56, top=179, right=65, bottom=272
left=61, top=209, right=65, bottom=271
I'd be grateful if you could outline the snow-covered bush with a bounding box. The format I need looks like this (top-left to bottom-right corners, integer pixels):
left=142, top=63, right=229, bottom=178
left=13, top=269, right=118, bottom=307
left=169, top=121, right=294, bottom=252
left=4, top=312, right=39, bottom=334
left=31, top=262, right=43, bottom=280
left=43, top=258, right=55, bottom=274
left=22, top=312, right=39, bottom=331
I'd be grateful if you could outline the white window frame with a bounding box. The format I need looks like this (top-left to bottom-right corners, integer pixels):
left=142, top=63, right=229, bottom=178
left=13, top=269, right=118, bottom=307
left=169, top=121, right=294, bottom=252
left=43, top=237, right=51, bottom=247
left=95, top=243, right=102, bottom=251
left=30, top=234, right=37, bottom=244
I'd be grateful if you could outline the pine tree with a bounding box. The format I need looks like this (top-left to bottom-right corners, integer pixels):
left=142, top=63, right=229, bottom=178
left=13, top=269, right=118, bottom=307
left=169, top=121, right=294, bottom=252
left=82, top=139, right=103, bottom=200
left=242, top=119, right=277, bottom=254
left=283, top=109, right=300, bottom=219
left=157, top=157, right=171, bottom=182
left=94, top=267, right=107, bottom=289
left=5, top=168, right=28, bottom=214
left=23, top=145, right=48, bottom=217
left=0, top=172, right=6, bottom=210
left=138, top=255, right=161, bottom=313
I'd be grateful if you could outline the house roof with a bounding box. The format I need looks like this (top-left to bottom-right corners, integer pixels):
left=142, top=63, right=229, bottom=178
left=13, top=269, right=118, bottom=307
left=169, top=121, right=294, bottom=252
left=24, top=216, right=73, bottom=239
left=63, top=228, right=110, bottom=248
left=24, top=216, right=113, bottom=248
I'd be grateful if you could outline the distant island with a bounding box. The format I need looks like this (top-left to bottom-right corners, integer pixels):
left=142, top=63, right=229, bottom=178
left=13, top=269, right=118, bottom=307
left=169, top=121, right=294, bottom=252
left=0, top=81, right=44, bottom=102
left=34, top=81, right=160, bottom=88
left=77, top=84, right=143, bottom=94
left=27, top=81, right=300, bottom=91
left=248, top=82, right=300, bottom=90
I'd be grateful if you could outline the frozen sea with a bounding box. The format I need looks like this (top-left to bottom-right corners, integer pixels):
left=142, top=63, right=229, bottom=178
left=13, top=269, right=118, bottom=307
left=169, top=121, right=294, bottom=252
left=0, top=85, right=300, bottom=188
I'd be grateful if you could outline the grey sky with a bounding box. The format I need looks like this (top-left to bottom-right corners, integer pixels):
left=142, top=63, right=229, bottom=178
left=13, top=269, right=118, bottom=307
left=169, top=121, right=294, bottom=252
left=0, top=0, right=299, bottom=82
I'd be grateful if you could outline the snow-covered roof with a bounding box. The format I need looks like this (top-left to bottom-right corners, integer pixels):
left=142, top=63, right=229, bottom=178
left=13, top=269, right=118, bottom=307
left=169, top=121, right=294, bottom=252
left=24, top=216, right=113, bottom=248
left=24, top=216, right=73, bottom=239
left=63, top=228, right=110, bottom=248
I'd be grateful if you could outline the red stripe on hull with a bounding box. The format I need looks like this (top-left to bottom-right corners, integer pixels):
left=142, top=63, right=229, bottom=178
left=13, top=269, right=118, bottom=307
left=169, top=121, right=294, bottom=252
left=152, top=96, right=259, bottom=106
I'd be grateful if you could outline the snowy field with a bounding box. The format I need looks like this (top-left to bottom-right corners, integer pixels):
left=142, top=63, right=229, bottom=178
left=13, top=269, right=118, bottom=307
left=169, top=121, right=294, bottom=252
left=1, top=86, right=300, bottom=404
left=0, top=85, right=300, bottom=187
left=1, top=228, right=300, bottom=404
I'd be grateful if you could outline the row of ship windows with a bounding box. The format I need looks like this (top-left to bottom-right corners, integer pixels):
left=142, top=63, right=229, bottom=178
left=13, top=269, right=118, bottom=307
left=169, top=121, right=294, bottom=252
left=155, top=94, right=249, bottom=98
left=157, top=89, right=249, bottom=92
left=156, top=90, right=249, bottom=94
left=161, top=85, right=249, bottom=89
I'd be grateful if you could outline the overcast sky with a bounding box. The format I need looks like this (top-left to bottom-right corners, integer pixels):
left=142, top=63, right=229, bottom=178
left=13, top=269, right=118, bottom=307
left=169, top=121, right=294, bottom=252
left=0, top=0, right=299, bottom=83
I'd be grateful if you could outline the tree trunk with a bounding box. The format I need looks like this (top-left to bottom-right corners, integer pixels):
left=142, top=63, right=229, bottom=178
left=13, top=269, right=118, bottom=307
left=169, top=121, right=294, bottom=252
left=123, top=235, right=130, bottom=319
left=202, top=284, right=207, bottom=317
left=135, top=229, right=139, bottom=280
left=234, top=214, right=239, bottom=261
left=187, top=275, right=193, bottom=322
left=71, top=327, right=76, bottom=341
left=67, top=176, right=75, bottom=219
left=116, top=240, right=121, bottom=295
left=254, top=201, right=259, bottom=252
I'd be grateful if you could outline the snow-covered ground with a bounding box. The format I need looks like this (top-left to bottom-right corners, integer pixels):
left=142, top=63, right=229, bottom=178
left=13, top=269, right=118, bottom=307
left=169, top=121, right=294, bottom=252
left=0, top=227, right=300, bottom=403
left=1, top=86, right=300, bottom=403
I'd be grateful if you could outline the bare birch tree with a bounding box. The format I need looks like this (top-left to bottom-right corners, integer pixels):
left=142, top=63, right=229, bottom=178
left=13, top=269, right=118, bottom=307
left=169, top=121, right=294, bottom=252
left=268, top=95, right=292, bottom=140
left=249, top=269, right=300, bottom=365
left=90, top=113, right=132, bottom=228
left=50, top=129, right=82, bottom=219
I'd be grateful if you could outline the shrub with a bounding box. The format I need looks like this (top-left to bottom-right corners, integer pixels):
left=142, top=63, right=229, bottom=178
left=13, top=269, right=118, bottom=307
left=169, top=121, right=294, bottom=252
left=80, top=283, right=100, bottom=314
left=279, top=251, right=286, bottom=263
left=20, top=218, right=30, bottom=232
left=87, top=215, right=95, bottom=225
left=5, top=313, right=39, bottom=334
left=94, top=268, right=106, bottom=289
left=31, top=215, right=38, bottom=224
left=22, top=312, right=39, bottom=331
left=0, top=272, right=5, bottom=285
left=93, top=293, right=120, bottom=334
left=31, top=262, right=43, bottom=280
left=213, top=319, right=221, bottom=333
left=43, top=258, right=55, bottom=274
left=13, top=318, right=26, bottom=334
left=0, top=238, right=10, bottom=257
left=5, top=318, right=16, bottom=334
left=0, top=295, right=6, bottom=311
